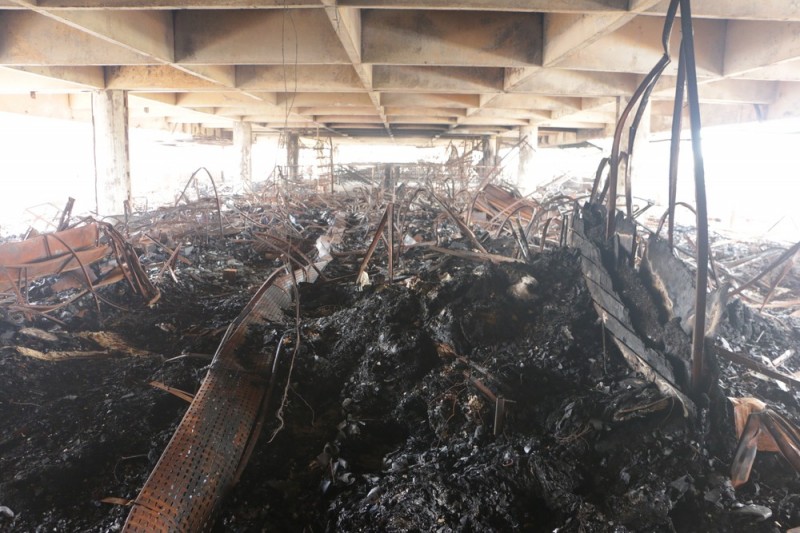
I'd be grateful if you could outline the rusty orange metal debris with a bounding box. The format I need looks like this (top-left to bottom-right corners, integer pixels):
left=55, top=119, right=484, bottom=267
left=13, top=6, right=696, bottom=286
left=0, top=223, right=107, bottom=292
left=0, top=221, right=160, bottom=316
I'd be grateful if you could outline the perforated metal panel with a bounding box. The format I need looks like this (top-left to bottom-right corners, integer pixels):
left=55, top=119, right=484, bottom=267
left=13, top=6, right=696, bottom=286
left=123, top=263, right=324, bottom=532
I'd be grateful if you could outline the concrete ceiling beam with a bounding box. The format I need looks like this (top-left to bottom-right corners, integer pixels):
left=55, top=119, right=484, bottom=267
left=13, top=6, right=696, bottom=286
left=645, top=0, right=800, bottom=21
left=767, top=81, right=800, bottom=121
left=314, top=115, right=382, bottom=123
left=554, top=17, right=725, bottom=77
left=297, top=106, right=376, bottom=116
left=318, top=2, right=390, bottom=134
left=31, top=8, right=174, bottom=62
left=129, top=92, right=178, bottom=105
left=724, top=20, right=800, bottom=77
left=649, top=100, right=760, bottom=132
left=651, top=78, right=779, bottom=105
left=379, top=93, right=480, bottom=108
left=372, top=66, right=504, bottom=93
left=35, top=0, right=320, bottom=7
left=106, top=65, right=227, bottom=91
left=388, top=116, right=455, bottom=124
left=174, top=9, right=350, bottom=65
left=362, top=10, right=543, bottom=67
left=483, top=94, right=582, bottom=111
left=469, top=108, right=552, bottom=121
left=176, top=91, right=276, bottom=107
left=732, top=60, right=800, bottom=82
left=383, top=107, right=466, bottom=117
left=544, top=0, right=663, bottom=67
left=0, top=10, right=149, bottom=65
left=0, top=66, right=104, bottom=90
left=0, top=92, right=80, bottom=119
left=277, top=92, right=374, bottom=107
left=236, top=65, right=364, bottom=92
left=507, top=69, right=641, bottom=97
left=339, top=0, right=626, bottom=12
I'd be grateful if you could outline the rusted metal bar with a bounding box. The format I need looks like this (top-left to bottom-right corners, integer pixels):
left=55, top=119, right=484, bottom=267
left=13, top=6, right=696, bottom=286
left=668, top=41, right=686, bottom=249
left=57, top=197, right=75, bottom=231
left=589, top=157, right=609, bottom=204
left=714, top=346, right=800, bottom=390
left=427, top=245, right=524, bottom=265
left=387, top=202, right=394, bottom=282
left=175, top=167, right=225, bottom=237
left=679, top=0, right=710, bottom=395
left=356, top=205, right=390, bottom=285
left=606, top=0, right=679, bottom=239
left=515, top=219, right=532, bottom=262
left=431, top=192, right=487, bottom=253
left=729, top=240, right=800, bottom=297
left=149, top=381, right=194, bottom=403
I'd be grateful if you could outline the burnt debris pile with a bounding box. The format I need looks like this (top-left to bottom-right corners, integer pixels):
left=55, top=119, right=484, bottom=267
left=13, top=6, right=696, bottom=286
left=0, top=179, right=798, bottom=532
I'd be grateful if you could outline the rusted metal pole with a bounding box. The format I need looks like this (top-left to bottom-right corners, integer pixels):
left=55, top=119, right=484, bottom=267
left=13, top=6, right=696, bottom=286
left=679, top=0, right=710, bottom=394
left=668, top=41, right=686, bottom=250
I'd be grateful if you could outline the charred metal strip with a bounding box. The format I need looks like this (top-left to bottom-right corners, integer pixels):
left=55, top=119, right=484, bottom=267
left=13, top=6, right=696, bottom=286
left=760, top=256, right=796, bottom=311
left=668, top=41, right=687, bottom=250
left=431, top=192, right=487, bottom=254
left=356, top=205, right=391, bottom=285
left=427, top=245, right=524, bottom=265
left=589, top=157, right=609, bottom=204
left=730, top=240, right=800, bottom=297
left=606, top=0, right=679, bottom=239
left=679, top=0, right=711, bottom=395
left=57, top=197, right=75, bottom=232
left=174, top=167, right=225, bottom=238
left=387, top=202, right=394, bottom=282
left=515, top=219, right=532, bottom=262
left=103, top=223, right=160, bottom=306
left=149, top=381, right=194, bottom=403
left=714, top=346, right=800, bottom=390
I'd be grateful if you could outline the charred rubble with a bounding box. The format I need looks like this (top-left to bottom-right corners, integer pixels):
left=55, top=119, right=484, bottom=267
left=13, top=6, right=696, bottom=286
left=0, top=175, right=798, bottom=532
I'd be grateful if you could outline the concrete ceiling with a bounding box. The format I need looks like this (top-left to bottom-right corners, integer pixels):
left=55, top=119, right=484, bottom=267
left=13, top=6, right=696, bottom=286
left=1, top=0, right=800, bottom=143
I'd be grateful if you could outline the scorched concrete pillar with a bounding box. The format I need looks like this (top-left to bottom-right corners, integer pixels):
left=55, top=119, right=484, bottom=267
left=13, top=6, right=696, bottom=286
left=517, top=125, right=538, bottom=187
left=92, top=90, right=130, bottom=216
left=481, top=135, right=497, bottom=170
left=286, top=132, right=299, bottom=180
left=233, top=121, right=252, bottom=185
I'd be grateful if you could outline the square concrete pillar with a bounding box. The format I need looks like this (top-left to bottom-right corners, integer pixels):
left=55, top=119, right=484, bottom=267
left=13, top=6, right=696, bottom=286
left=286, top=132, right=299, bottom=180
left=233, top=121, right=252, bottom=185
left=92, top=90, right=130, bottom=216
left=517, top=125, right=538, bottom=187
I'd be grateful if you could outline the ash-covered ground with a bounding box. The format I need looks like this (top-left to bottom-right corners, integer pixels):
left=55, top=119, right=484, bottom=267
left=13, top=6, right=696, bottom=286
left=1, top=207, right=799, bottom=532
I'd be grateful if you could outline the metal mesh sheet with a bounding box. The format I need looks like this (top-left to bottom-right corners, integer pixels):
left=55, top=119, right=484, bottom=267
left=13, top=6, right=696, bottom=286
left=123, top=263, right=323, bottom=532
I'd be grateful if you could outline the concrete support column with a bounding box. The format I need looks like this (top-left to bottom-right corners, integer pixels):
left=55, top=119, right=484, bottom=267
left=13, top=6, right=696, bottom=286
left=286, top=132, right=300, bottom=180
left=481, top=135, right=498, bottom=169
left=92, top=90, right=130, bottom=216
left=517, top=125, right=538, bottom=187
left=233, top=121, right=252, bottom=185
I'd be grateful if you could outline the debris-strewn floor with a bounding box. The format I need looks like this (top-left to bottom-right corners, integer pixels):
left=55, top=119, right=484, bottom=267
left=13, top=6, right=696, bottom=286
left=1, top=192, right=798, bottom=532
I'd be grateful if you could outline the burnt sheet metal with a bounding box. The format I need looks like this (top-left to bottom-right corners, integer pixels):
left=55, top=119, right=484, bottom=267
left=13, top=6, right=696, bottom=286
left=570, top=216, right=695, bottom=418
left=123, top=217, right=343, bottom=532
left=0, top=223, right=106, bottom=292
left=641, top=236, right=696, bottom=335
